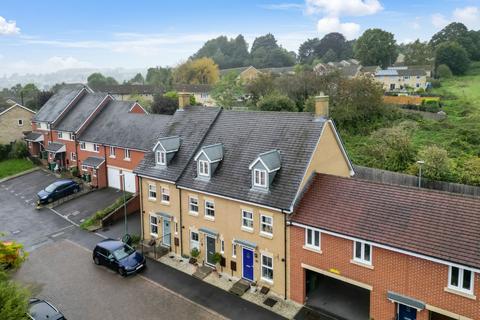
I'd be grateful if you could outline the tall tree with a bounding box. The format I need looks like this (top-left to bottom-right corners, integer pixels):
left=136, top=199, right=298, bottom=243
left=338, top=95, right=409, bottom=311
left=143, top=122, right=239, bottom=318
left=146, top=67, right=173, bottom=89
left=430, top=22, right=479, bottom=60
left=315, top=32, right=346, bottom=60
left=354, top=28, right=398, bottom=68
left=128, top=73, right=145, bottom=84
left=211, top=72, right=245, bottom=109
left=435, top=41, right=470, bottom=75
left=298, top=38, right=321, bottom=65
left=87, top=73, right=118, bottom=87
left=403, top=40, right=433, bottom=65
left=192, top=35, right=249, bottom=69
left=173, top=58, right=219, bottom=84
left=250, top=33, right=295, bottom=68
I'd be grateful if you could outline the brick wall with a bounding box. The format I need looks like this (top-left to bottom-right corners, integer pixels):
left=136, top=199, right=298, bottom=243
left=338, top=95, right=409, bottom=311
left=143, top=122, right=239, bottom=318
left=289, top=225, right=479, bottom=320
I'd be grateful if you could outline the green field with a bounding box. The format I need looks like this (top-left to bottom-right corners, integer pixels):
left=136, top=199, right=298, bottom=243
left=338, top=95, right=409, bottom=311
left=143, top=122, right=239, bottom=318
left=0, top=159, right=36, bottom=179
left=342, top=62, right=480, bottom=185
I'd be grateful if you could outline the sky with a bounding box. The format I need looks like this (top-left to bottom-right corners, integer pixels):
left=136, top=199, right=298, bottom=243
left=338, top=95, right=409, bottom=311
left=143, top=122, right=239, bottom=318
left=0, top=0, right=479, bottom=75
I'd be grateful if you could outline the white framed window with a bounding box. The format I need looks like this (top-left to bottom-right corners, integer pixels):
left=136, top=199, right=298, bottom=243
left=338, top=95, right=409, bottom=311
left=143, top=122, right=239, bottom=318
left=198, top=160, right=209, bottom=177
left=254, top=169, right=267, bottom=187
left=161, top=187, right=170, bottom=203
left=148, top=184, right=156, bottom=200
left=448, top=266, right=474, bottom=295
left=80, top=142, right=86, bottom=150
left=149, top=214, right=158, bottom=237
left=205, top=200, right=215, bottom=219
left=58, top=131, right=63, bottom=139
left=69, top=133, right=74, bottom=140
left=156, top=151, right=166, bottom=165
left=190, top=231, right=199, bottom=250
left=70, top=152, right=76, bottom=161
left=241, top=210, right=254, bottom=231
left=81, top=165, right=88, bottom=171
left=109, top=146, right=116, bottom=158
left=305, top=227, right=321, bottom=250
left=232, top=242, right=237, bottom=258
left=189, top=196, right=199, bottom=214
left=353, top=241, right=372, bottom=265
left=261, top=254, right=273, bottom=283
left=93, top=143, right=100, bottom=152
left=220, top=239, right=225, bottom=254
left=260, top=215, right=273, bottom=236
left=124, top=148, right=131, bottom=160
left=17, top=119, right=24, bottom=126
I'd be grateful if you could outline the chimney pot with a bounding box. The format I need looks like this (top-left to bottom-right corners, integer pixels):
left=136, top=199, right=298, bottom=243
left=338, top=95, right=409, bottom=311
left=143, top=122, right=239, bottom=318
left=314, top=93, right=329, bottom=120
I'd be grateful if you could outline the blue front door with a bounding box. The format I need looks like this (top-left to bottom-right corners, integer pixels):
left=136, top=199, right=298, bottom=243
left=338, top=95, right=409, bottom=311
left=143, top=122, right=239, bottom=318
left=242, top=248, right=254, bottom=281
left=398, top=304, right=417, bottom=320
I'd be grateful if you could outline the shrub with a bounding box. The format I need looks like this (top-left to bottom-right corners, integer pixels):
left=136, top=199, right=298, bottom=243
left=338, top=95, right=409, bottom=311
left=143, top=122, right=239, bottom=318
left=0, top=271, right=30, bottom=320
left=211, top=252, right=223, bottom=265
left=0, top=144, right=12, bottom=161
left=257, top=93, right=297, bottom=112
left=190, top=247, right=200, bottom=258
left=417, top=145, right=452, bottom=181
left=459, top=157, right=480, bottom=186
left=8, top=141, right=28, bottom=159
left=430, top=79, right=441, bottom=88
left=70, top=166, right=79, bottom=177
left=436, top=64, right=452, bottom=79
left=80, top=193, right=133, bottom=229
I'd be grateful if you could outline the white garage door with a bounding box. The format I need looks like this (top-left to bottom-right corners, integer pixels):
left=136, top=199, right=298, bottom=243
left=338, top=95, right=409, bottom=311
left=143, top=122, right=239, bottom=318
left=124, top=171, right=136, bottom=193
left=107, top=167, right=121, bottom=190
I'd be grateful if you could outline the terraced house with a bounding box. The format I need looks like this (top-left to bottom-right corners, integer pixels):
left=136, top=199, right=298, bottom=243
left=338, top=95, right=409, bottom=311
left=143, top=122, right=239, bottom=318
left=135, top=96, right=353, bottom=298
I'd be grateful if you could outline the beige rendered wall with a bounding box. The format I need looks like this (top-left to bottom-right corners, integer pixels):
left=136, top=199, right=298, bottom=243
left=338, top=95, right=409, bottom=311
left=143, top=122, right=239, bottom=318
left=0, top=106, right=34, bottom=144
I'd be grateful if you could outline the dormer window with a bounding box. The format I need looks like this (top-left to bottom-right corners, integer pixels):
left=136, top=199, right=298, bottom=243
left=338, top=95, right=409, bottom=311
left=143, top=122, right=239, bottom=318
left=152, top=136, right=181, bottom=167
left=249, top=150, right=281, bottom=191
left=194, top=143, right=224, bottom=180
left=254, top=169, right=267, bottom=187
left=198, top=160, right=209, bottom=176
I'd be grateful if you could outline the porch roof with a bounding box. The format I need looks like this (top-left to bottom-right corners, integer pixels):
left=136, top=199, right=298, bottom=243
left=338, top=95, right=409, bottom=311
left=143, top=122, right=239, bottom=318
left=82, top=156, right=105, bottom=169
left=45, top=142, right=66, bottom=154
left=24, top=132, right=43, bottom=142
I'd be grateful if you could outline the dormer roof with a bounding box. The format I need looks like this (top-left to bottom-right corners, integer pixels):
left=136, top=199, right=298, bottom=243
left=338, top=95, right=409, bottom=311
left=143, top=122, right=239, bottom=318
left=249, top=150, right=281, bottom=173
left=194, top=143, right=224, bottom=163
left=153, top=136, right=181, bottom=153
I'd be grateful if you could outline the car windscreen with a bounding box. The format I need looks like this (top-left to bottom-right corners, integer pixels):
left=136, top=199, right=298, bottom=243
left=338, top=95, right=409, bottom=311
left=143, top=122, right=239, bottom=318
left=44, top=183, right=57, bottom=193
left=112, top=245, right=136, bottom=260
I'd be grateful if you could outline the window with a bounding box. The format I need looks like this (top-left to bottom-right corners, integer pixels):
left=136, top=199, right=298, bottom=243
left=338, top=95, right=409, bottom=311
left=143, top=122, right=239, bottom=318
left=161, top=187, right=170, bottom=203
left=198, top=160, right=209, bottom=177
left=189, top=196, right=198, bottom=214
left=81, top=165, right=88, bottom=171
left=261, top=254, right=273, bottom=282
left=17, top=119, right=24, bottom=126
left=205, top=200, right=215, bottom=219
left=305, top=228, right=320, bottom=250
left=156, top=151, right=166, bottom=165
left=448, top=266, right=474, bottom=294
left=124, top=148, right=131, bottom=160
left=220, top=239, right=225, bottom=254
left=242, top=210, right=254, bottom=230
left=148, top=184, right=156, bottom=200
left=232, top=242, right=237, bottom=258
left=190, top=231, right=199, bottom=250
left=70, top=152, right=76, bottom=161
left=260, top=215, right=273, bottom=236
left=175, top=222, right=178, bottom=234
left=69, top=133, right=74, bottom=140
left=254, top=169, right=267, bottom=187
left=93, top=144, right=100, bottom=152
left=80, top=142, right=86, bottom=150
left=58, top=131, right=63, bottom=139
left=150, top=215, right=158, bottom=236
left=416, top=83, right=420, bottom=88
left=353, top=241, right=372, bottom=265
left=109, top=146, right=116, bottom=158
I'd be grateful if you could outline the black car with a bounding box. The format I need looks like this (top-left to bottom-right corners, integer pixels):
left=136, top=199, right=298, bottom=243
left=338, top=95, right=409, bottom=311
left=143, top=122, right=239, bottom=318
left=93, top=239, right=146, bottom=276
left=27, top=298, right=66, bottom=320
left=37, top=179, right=80, bottom=205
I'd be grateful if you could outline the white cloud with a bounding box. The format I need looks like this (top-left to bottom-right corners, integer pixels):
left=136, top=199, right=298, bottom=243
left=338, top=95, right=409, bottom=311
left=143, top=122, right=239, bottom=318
left=316, top=17, right=360, bottom=39
left=45, top=56, right=93, bottom=70
left=410, top=17, right=421, bottom=30
left=431, top=13, right=449, bottom=29
left=259, top=3, right=304, bottom=10
left=3, top=56, right=93, bottom=74
left=453, top=6, right=480, bottom=30
left=306, top=0, right=383, bottom=17
left=0, top=16, right=20, bottom=35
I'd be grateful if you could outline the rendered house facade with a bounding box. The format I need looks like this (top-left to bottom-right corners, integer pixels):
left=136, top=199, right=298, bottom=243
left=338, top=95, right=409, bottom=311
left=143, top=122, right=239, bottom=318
left=0, top=103, right=35, bottom=144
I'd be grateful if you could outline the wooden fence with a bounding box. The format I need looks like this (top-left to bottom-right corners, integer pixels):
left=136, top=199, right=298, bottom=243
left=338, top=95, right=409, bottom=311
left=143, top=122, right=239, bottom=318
left=353, top=165, right=480, bottom=197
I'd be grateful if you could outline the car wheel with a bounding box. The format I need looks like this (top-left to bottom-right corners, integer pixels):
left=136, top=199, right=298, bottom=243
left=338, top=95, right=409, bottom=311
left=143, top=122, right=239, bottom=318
left=48, top=197, right=53, bottom=203
left=93, top=256, right=100, bottom=265
left=73, top=187, right=79, bottom=193
left=118, top=267, right=127, bottom=277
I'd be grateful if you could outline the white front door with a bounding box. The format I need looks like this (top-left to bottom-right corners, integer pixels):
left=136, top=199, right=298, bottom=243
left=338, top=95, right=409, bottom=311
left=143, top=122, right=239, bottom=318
left=107, top=167, right=121, bottom=189
left=123, top=171, right=136, bottom=193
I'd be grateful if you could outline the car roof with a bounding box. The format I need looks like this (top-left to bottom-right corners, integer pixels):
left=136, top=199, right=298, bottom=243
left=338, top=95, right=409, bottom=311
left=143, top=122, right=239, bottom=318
left=97, top=239, right=124, bottom=250
left=29, top=299, right=64, bottom=320
left=51, top=179, right=74, bottom=186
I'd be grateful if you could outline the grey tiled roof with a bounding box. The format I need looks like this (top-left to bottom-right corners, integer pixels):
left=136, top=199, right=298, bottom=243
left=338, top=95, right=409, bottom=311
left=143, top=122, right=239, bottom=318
left=91, top=84, right=164, bottom=95
left=134, top=106, right=221, bottom=182
left=24, top=132, right=43, bottom=142
left=78, top=100, right=171, bottom=151
left=197, top=143, right=224, bottom=162
left=45, top=142, right=65, bottom=153
left=251, top=150, right=281, bottom=171
left=54, top=93, right=109, bottom=132
left=177, top=110, right=326, bottom=210
left=398, top=69, right=427, bottom=77
left=154, top=136, right=181, bottom=152
left=173, top=84, right=212, bottom=93
left=82, top=156, right=105, bottom=168
left=34, top=84, right=86, bottom=123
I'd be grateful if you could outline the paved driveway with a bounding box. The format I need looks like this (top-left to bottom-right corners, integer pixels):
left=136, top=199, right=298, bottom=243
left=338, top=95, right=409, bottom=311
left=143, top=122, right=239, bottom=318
left=14, top=240, right=222, bottom=320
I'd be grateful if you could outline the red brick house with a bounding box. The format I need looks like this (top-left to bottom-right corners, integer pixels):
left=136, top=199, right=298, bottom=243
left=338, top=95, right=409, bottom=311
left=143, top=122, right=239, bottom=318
left=290, top=174, right=480, bottom=320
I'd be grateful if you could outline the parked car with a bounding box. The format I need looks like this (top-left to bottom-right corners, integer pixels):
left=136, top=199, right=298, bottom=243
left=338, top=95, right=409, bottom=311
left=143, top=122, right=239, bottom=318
left=37, top=179, right=80, bottom=205
left=92, top=239, right=146, bottom=276
left=27, top=298, right=66, bottom=320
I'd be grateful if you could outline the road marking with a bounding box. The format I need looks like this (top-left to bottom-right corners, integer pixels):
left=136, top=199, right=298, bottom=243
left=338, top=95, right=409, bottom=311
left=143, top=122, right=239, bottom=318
left=51, top=231, right=64, bottom=238
left=71, top=210, right=80, bottom=216
left=48, top=207, right=80, bottom=227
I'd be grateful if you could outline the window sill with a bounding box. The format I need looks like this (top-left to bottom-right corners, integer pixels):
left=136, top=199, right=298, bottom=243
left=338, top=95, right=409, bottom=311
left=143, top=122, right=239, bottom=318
left=161, top=201, right=170, bottom=206
left=260, top=277, right=274, bottom=285
left=189, top=212, right=199, bottom=217
left=148, top=198, right=156, bottom=202
left=124, top=158, right=131, bottom=162
left=109, top=156, right=116, bottom=159
left=350, top=259, right=374, bottom=270
left=241, top=226, right=254, bottom=233
left=204, top=216, right=215, bottom=222
left=444, top=287, right=476, bottom=300
left=303, top=245, right=322, bottom=254
left=150, top=233, right=158, bottom=238
left=260, top=231, right=273, bottom=239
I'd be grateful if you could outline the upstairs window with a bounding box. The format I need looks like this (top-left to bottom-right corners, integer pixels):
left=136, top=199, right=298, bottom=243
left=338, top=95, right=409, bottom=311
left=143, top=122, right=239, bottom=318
left=205, top=200, right=215, bottom=219
left=93, top=144, right=100, bottom=152
left=148, top=184, right=156, bottom=200
left=80, top=142, right=86, bottom=150
left=242, top=210, right=254, bottom=231
left=189, top=196, right=199, bottom=214
left=124, top=148, right=131, bottom=160
left=449, top=266, right=474, bottom=295
left=198, top=160, right=209, bottom=177
left=156, top=151, right=166, bottom=165
left=69, top=133, right=74, bottom=140
left=109, top=146, right=116, bottom=158
left=353, top=241, right=372, bottom=265
left=161, top=187, right=170, bottom=203
left=58, top=131, right=63, bottom=139
left=260, top=215, right=273, bottom=236
left=17, top=119, right=24, bottom=126
left=254, top=169, right=267, bottom=188
left=305, top=228, right=320, bottom=250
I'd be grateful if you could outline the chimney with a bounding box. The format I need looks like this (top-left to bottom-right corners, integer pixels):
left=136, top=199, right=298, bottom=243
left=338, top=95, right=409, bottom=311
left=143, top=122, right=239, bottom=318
left=178, top=92, right=191, bottom=110
left=314, top=93, right=329, bottom=120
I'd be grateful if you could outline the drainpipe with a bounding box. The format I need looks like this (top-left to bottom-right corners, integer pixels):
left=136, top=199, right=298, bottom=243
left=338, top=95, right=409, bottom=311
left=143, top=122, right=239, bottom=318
left=104, top=145, right=108, bottom=187
left=283, top=210, right=287, bottom=300
left=139, top=176, right=144, bottom=245
left=178, top=186, right=183, bottom=257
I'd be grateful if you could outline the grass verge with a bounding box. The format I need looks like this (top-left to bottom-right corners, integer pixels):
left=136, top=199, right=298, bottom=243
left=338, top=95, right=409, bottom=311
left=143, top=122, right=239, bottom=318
left=0, top=159, right=35, bottom=180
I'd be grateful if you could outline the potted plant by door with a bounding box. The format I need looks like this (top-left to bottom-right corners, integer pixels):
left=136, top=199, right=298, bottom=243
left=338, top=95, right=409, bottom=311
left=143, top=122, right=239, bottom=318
left=189, top=248, right=200, bottom=265
left=211, top=252, right=223, bottom=272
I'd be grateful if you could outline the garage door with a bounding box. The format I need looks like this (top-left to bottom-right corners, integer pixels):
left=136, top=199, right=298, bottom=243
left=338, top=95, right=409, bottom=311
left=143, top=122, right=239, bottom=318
left=107, top=167, right=121, bottom=190
left=124, top=171, right=136, bottom=193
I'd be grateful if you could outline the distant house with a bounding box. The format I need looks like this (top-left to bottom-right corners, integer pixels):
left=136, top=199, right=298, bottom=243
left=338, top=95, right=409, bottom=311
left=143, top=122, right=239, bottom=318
left=173, top=84, right=215, bottom=106
left=392, top=64, right=434, bottom=78
left=219, top=65, right=296, bottom=83
left=0, top=102, right=35, bottom=144
left=375, top=68, right=428, bottom=92
left=358, top=65, right=381, bottom=78
left=91, top=84, right=164, bottom=102
left=314, top=59, right=361, bottom=78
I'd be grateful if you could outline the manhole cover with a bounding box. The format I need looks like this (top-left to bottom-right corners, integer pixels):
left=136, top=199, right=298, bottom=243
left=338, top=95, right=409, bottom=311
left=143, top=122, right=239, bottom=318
left=11, top=230, right=21, bottom=235
left=260, top=286, right=270, bottom=294
left=263, top=297, right=278, bottom=307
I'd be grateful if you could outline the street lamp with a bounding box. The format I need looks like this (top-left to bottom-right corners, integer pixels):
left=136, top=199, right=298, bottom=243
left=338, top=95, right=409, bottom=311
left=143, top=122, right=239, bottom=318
left=119, top=172, right=128, bottom=236
left=416, top=160, right=425, bottom=188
